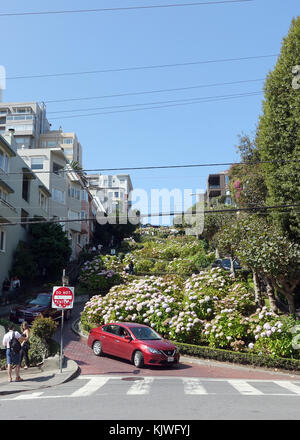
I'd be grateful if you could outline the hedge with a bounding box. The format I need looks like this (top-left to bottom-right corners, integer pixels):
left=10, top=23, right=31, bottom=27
left=175, top=342, right=300, bottom=373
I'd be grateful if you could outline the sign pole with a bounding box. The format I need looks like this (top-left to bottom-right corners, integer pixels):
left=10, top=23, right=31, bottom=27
left=60, top=269, right=65, bottom=373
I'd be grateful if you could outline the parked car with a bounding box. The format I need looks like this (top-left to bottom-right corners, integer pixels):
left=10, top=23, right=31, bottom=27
left=211, top=258, right=242, bottom=271
left=88, top=322, right=180, bottom=368
left=9, top=292, right=71, bottom=325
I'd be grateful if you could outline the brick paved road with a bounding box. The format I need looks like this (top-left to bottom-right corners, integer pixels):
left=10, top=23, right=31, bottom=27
left=55, top=303, right=300, bottom=381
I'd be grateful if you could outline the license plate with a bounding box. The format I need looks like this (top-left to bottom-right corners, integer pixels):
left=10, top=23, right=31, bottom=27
left=167, top=356, right=174, bottom=362
left=18, top=318, right=24, bottom=323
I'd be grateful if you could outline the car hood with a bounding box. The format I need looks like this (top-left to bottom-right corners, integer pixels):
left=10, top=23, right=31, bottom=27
left=140, top=339, right=177, bottom=351
left=12, top=304, right=47, bottom=313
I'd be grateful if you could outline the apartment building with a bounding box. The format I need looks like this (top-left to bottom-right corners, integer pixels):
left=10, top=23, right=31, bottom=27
left=0, top=102, right=50, bottom=149
left=0, top=101, right=83, bottom=166
left=205, top=170, right=232, bottom=206
left=19, top=148, right=89, bottom=259
left=86, top=174, right=133, bottom=216
left=40, top=130, right=82, bottom=167
left=0, top=131, right=51, bottom=287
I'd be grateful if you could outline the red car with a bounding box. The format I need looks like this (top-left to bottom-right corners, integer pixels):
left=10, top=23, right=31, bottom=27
left=88, top=322, right=180, bottom=368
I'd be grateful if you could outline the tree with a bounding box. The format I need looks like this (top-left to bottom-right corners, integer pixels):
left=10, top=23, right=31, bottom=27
left=229, top=133, right=268, bottom=209
left=29, top=221, right=72, bottom=281
left=235, top=215, right=300, bottom=315
left=256, top=16, right=300, bottom=241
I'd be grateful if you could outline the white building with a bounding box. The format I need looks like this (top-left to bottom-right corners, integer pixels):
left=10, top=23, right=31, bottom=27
left=86, top=174, right=133, bottom=216
left=0, top=131, right=51, bottom=287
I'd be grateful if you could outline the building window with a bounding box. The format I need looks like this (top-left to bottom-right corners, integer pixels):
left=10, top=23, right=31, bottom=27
left=31, top=157, right=44, bottom=170
left=48, top=141, right=57, bottom=147
left=63, top=148, right=73, bottom=155
left=0, top=188, right=8, bottom=202
left=51, top=188, right=65, bottom=204
left=114, top=192, right=119, bottom=198
left=21, top=209, right=29, bottom=229
left=53, top=162, right=64, bottom=175
left=22, top=174, right=30, bottom=202
left=0, top=149, right=9, bottom=173
left=39, top=192, right=48, bottom=211
left=63, top=138, right=73, bottom=144
left=0, top=228, right=6, bottom=252
left=68, top=210, right=80, bottom=221
left=41, top=141, right=47, bottom=148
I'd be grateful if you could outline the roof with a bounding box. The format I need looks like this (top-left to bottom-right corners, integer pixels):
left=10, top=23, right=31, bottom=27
left=0, top=135, right=16, bottom=157
left=105, top=322, right=149, bottom=328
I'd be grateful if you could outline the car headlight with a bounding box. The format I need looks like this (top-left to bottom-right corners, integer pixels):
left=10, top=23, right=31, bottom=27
left=147, top=347, right=161, bottom=354
left=32, top=312, right=41, bottom=317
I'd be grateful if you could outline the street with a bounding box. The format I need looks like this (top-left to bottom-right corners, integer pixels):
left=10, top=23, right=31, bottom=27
left=1, top=375, right=300, bottom=420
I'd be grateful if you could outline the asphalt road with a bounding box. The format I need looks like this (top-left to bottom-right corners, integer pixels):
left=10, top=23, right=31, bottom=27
left=1, top=375, right=300, bottom=420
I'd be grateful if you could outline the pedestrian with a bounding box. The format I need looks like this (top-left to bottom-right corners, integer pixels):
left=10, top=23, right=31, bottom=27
left=19, top=321, right=30, bottom=369
left=10, top=275, right=21, bottom=302
left=2, top=277, right=10, bottom=305
left=129, top=261, right=134, bottom=275
left=2, top=324, right=25, bottom=382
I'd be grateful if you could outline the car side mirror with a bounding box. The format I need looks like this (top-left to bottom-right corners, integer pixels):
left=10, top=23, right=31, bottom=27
left=124, top=335, right=132, bottom=342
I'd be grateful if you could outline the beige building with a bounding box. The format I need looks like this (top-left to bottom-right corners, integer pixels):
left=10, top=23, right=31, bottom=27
left=0, top=101, right=50, bottom=149
left=0, top=131, right=51, bottom=288
left=40, top=130, right=82, bottom=167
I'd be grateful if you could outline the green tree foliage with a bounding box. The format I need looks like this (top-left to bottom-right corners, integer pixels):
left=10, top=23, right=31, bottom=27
left=229, top=134, right=268, bottom=209
left=256, top=16, right=300, bottom=240
left=11, top=220, right=72, bottom=283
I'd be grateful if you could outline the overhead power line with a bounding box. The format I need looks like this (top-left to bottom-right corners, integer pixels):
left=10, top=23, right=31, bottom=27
left=0, top=1, right=255, bottom=18
left=7, top=55, right=277, bottom=81
left=5, top=158, right=300, bottom=177
left=48, top=91, right=263, bottom=117
left=44, top=78, right=265, bottom=105
left=1, top=203, right=300, bottom=227
left=50, top=91, right=263, bottom=119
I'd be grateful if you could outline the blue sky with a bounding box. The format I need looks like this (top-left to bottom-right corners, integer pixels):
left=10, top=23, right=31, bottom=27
left=1, top=0, right=299, bottom=224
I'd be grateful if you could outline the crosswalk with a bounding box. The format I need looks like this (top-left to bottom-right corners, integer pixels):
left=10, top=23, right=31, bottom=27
left=2, top=376, right=300, bottom=400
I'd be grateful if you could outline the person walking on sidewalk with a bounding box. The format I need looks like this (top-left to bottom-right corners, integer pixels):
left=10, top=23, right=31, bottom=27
left=2, top=324, right=25, bottom=382
left=19, top=321, right=30, bottom=369
left=2, top=277, right=10, bottom=305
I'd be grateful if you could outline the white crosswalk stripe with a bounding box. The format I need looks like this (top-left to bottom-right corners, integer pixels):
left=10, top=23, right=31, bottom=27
left=3, top=377, right=300, bottom=401
left=182, top=378, right=208, bottom=395
left=227, top=380, right=264, bottom=395
left=126, top=378, right=154, bottom=395
left=71, top=376, right=110, bottom=397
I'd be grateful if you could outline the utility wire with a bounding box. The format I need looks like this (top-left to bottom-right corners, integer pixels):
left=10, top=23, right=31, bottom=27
left=7, top=55, right=276, bottom=81
left=50, top=91, right=263, bottom=119
left=4, top=158, right=300, bottom=176
left=44, top=78, right=265, bottom=105
left=0, top=1, right=255, bottom=18
left=48, top=91, right=263, bottom=116
left=1, top=203, right=300, bottom=227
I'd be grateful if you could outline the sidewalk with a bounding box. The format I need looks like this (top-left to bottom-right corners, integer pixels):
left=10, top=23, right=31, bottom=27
left=0, top=297, right=87, bottom=396
left=0, top=355, right=79, bottom=396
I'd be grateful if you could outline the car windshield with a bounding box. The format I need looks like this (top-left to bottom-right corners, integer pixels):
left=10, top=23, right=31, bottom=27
left=130, top=326, right=162, bottom=340
left=29, top=295, right=51, bottom=306
left=222, top=259, right=240, bottom=268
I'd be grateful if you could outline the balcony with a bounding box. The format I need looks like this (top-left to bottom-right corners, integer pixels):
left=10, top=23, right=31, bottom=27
left=0, top=198, right=17, bottom=223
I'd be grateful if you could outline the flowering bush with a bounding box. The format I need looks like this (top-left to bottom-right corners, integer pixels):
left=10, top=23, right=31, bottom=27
left=202, top=311, right=250, bottom=350
left=246, top=308, right=299, bottom=359
left=80, top=260, right=299, bottom=360
left=79, top=255, right=124, bottom=292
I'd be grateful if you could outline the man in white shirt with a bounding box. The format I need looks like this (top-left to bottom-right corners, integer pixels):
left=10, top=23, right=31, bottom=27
left=2, top=324, right=25, bottom=382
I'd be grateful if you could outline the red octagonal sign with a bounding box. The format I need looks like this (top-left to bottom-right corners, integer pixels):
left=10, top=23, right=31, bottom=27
left=52, top=286, right=74, bottom=309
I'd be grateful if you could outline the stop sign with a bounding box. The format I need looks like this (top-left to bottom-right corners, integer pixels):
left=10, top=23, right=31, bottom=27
left=52, top=286, right=74, bottom=309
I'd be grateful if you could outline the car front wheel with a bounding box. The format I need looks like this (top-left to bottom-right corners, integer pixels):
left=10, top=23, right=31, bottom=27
left=93, top=341, right=103, bottom=356
left=133, top=350, right=144, bottom=368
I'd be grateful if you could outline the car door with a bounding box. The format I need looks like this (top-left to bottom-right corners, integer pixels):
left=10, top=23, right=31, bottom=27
left=113, top=326, right=134, bottom=360
left=100, top=325, right=120, bottom=355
